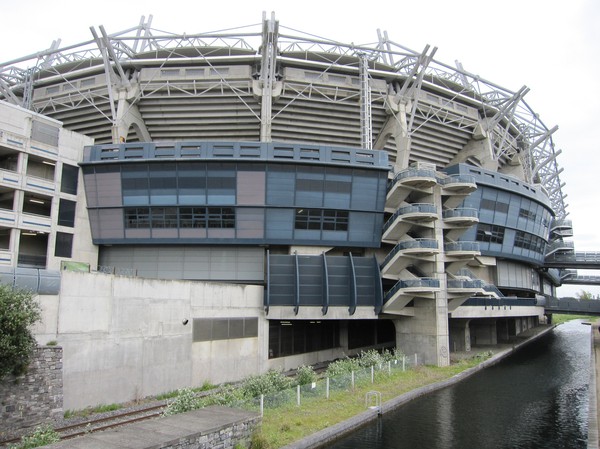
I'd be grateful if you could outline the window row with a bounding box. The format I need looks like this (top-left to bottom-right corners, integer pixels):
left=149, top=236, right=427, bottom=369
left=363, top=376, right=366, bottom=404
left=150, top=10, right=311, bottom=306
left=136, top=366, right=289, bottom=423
left=295, top=208, right=349, bottom=231
left=476, top=223, right=505, bottom=244
left=514, top=231, right=546, bottom=254
left=125, top=207, right=235, bottom=229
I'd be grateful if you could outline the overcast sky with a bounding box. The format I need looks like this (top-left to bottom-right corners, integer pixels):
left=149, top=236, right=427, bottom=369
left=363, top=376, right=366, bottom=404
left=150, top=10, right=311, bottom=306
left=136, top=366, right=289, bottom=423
left=1, top=0, right=599, bottom=296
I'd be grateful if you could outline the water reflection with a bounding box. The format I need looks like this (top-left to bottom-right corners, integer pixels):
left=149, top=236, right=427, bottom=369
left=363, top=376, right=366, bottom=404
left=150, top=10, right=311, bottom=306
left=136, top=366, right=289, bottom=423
left=327, top=321, right=590, bottom=449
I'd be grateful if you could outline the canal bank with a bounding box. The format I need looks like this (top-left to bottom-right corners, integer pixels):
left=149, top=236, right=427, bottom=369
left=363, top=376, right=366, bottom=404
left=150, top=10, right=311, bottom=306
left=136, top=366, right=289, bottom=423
left=282, top=324, right=558, bottom=449
left=589, top=322, right=600, bottom=449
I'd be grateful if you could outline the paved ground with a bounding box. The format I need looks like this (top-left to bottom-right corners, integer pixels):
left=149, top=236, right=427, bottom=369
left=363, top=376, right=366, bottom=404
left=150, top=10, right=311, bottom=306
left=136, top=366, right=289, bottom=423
left=589, top=321, right=599, bottom=449
left=41, top=406, right=259, bottom=449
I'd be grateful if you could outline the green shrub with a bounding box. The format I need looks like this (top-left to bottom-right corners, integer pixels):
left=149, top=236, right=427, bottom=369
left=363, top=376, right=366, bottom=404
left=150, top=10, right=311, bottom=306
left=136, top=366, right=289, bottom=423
left=10, top=424, right=59, bottom=449
left=357, top=349, right=384, bottom=368
left=295, top=365, right=317, bottom=386
left=162, top=388, right=201, bottom=416
left=325, top=357, right=360, bottom=377
left=241, top=370, right=293, bottom=397
left=0, top=285, right=41, bottom=379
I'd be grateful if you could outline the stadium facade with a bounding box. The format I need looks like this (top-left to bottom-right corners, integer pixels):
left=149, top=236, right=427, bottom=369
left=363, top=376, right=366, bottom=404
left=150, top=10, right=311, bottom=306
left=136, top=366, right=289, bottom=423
left=0, top=13, right=570, bottom=409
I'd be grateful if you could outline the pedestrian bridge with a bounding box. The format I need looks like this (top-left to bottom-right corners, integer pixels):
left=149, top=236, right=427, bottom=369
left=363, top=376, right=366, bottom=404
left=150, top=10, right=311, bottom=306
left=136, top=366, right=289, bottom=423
left=544, top=297, right=600, bottom=316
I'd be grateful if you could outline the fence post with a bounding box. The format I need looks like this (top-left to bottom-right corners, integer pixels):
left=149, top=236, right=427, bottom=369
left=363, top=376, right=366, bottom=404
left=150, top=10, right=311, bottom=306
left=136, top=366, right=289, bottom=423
left=260, top=394, right=264, bottom=417
left=351, top=371, right=355, bottom=390
left=402, top=355, right=406, bottom=372
left=326, top=377, right=330, bottom=399
left=388, top=360, right=391, bottom=375
left=414, top=353, right=418, bottom=366
left=371, top=365, right=374, bottom=383
left=297, top=385, right=301, bottom=406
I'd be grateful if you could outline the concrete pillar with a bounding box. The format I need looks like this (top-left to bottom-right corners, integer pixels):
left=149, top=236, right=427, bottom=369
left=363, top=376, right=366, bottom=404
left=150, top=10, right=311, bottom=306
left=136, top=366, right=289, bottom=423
left=449, top=319, right=471, bottom=352
left=394, top=295, right=450, bottom=366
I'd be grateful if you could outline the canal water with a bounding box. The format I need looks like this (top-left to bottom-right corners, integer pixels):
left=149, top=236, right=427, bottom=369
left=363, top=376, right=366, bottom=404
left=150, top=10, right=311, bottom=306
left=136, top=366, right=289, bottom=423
left=326, top=320, right=591, bottom=449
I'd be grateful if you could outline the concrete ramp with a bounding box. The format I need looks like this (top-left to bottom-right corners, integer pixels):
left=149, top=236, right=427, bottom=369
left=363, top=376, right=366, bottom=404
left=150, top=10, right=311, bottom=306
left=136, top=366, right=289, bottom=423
left=45, top=406, right=261, bottom=449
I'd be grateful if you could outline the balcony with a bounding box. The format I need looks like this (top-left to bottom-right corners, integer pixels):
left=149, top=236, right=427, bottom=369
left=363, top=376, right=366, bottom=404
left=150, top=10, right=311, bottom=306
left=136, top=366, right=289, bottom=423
left=444, top=241, right=480, bottom=258
left=550, top=219, right=573, bottom=238
left=386, top=168, right=437, bottom=212
left=382, top=277, right=440, bottom=314
left=439, top=174, right=477, bottom=194
left=381, top=239, right=439, bottom=278
left=545, top=240, right=574, bottom=257
left=382, top=204, right=438, bottom=242
left=447, top=278, right=486, bottom=292
left=442, top=208, right=478, bottom=227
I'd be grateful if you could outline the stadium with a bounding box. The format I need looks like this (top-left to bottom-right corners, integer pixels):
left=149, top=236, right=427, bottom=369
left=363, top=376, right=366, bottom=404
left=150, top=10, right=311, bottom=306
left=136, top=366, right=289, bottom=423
left=0, top=13, right=570, bottom=409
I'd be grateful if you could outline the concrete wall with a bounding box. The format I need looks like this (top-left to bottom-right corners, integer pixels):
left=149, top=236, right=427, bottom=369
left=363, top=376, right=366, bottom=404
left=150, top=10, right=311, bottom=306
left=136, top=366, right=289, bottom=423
left=36, top=271, right=264, bottom=410
left=0, top=346, right=63, bottom=437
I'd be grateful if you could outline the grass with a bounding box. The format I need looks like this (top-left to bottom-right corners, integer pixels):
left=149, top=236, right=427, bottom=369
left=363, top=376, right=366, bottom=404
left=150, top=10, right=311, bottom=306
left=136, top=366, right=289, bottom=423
left=255, top=356, right=486, bottom=448
left=552, top=314, right=598, bottom=325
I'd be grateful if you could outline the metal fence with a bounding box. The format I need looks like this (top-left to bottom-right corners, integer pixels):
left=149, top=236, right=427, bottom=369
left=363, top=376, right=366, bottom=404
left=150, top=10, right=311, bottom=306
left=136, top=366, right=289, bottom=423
left=230, top=355, right=419, bottom=416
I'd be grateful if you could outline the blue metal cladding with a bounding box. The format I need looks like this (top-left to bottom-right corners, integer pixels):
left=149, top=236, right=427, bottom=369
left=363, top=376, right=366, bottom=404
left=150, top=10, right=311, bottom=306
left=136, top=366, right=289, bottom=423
left=264, top=252, right=383, bottom=315
left=444, top=164, right=554, bottom=265
left=81, top=142, right=389, bottom=247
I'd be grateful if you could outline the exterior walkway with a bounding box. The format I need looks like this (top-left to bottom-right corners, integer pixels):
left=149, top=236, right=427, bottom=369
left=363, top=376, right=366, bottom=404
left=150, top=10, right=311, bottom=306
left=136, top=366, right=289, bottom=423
left=43, top=406, right=260, bottom=449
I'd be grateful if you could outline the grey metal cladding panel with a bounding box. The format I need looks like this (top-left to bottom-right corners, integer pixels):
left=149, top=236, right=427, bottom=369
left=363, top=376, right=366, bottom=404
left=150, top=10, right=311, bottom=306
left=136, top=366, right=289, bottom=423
left=0, top=266, right=15, bottom=286
left=351, top=174, right=380, bottom=210
left=348, top=212, right=377, bottom=242
left=193, top=319, right=212, bottom=342
left=237, top=171, right=266, bottom=206
left=82, top=172, right=98, bottom=207
left=96, top=209, right=125, bottom=239
left=229, top=319, right=244, bottom=339
left=244, top=318, right=258, bottom=337
left=266, top=167, right=295, bottom=206
left=236, top=208, right=265, bottom=239
left=38, top=270, right=61, bottom=295
left=94, top=171, right=123, bottom=207
left=212, top=318, right=229, bottom=340
left=31, top=120, right=59, bottom=147
left=14, top=267, right=40, bottom=292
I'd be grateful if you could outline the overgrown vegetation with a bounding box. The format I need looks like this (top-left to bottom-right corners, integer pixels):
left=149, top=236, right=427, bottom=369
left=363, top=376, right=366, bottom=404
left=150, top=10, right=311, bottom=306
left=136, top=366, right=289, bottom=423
left=0, top=284, right=41, bottom=379
left=9, top=424, right=59, bottom=449
left=552, top=314, right=597, bottom=325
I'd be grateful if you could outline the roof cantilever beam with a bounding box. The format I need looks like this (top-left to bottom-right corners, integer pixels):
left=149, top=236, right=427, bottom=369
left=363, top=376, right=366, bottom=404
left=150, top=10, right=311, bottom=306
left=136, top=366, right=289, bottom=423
left=38, top=40, right=62, bottom=70
left=90, top=26, right=118, bottom=124
left=488, top=86, right=530, bottom=161
left=405, top=46, right=438, bottom=134
left=487, top=85, right=530, bottom=130
left=526, top=125, right=559, bottom=182
left=133, top=15, right=154, bottom=53
left=0, top=78, right=20, bottom=105
left=98, top=25, right=132, bottom=89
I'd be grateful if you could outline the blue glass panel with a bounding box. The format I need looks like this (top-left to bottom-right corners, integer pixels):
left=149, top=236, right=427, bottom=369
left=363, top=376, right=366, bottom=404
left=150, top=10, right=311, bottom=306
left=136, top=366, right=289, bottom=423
left=266, top=166, right=295, bottom=206
left=121, top=165, right=148, bottom=206
left=178, top=163, right=207, bottom=205
left=149, top=163, right=177, bottom=205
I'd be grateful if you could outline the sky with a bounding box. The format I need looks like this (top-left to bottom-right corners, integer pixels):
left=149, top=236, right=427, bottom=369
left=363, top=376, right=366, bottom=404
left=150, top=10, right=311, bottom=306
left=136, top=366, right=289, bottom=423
left=1, top=0, right=599, bottom=296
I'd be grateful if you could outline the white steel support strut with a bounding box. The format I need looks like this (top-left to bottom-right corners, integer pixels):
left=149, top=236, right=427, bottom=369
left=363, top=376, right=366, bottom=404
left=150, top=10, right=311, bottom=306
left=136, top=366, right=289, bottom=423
left=359, top=53, right=373, bottom=149
left=259, top=12, right=278, bottom=142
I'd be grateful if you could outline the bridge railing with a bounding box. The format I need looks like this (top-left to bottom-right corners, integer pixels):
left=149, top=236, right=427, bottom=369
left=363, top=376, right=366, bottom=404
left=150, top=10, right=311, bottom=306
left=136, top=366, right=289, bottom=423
left=545, top=297, right=600, bottom=314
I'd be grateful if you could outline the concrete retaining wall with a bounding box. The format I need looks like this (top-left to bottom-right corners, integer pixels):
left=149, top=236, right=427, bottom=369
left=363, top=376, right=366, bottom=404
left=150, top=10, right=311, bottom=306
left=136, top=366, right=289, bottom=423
left=36, top=271, right=265, bottom=410
left=0, top=346, right=63, bottom=438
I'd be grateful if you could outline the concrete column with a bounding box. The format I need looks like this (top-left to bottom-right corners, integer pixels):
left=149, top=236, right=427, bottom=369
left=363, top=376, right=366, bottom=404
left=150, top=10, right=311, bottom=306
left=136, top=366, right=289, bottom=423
left=449, top=319, right=471, bottom=352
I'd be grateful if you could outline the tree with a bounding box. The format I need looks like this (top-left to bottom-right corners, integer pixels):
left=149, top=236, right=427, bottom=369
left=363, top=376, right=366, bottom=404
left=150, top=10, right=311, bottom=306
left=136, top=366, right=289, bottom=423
left=0, top=284, right=41, bottom=379
left=576, top=290, right=597, bottom=300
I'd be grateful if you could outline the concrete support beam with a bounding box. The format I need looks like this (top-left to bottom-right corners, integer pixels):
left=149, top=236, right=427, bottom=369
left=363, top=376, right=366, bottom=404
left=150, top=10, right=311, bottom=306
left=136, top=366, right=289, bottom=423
left=449, top=319, right=471, bottom=352
left=374, top=96, right=411, bottom=170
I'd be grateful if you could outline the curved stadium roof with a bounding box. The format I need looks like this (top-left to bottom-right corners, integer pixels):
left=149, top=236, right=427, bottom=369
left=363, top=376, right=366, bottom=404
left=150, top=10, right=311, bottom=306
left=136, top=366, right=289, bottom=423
left=0, top=13, right=567, bottom=219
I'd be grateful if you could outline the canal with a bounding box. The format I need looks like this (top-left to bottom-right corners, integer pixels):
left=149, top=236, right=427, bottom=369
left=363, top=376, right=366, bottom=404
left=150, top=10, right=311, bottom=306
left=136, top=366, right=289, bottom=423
left=326, top=320, right=590, bottom=449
